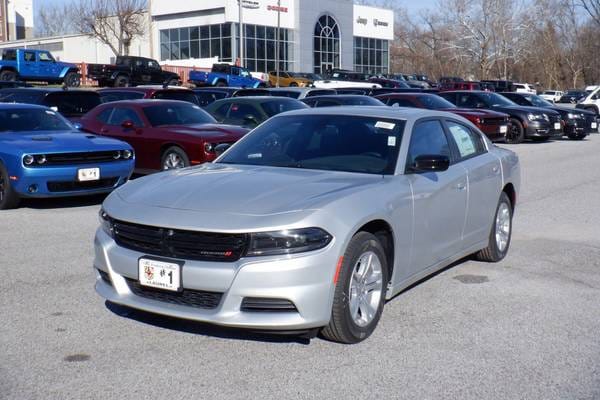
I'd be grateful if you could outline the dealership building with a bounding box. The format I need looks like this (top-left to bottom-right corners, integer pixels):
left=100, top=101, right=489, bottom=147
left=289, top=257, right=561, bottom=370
left=0, top=0, right=394, bottom=74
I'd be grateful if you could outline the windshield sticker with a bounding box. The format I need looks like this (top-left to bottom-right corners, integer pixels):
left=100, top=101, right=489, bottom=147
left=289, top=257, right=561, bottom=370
left=449, top=125, right=476, bottom=157
left=387, top=136, right=397, bottom=146
left=248, top=153, right=262, bottom=159
left=375, top=121, right=395, bottom=130
left=45, top=110, right=56, bottom=115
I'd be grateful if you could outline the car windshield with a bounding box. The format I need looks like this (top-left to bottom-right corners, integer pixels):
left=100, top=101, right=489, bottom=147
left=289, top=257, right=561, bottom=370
left=261, top=99, right=308, bottom=117
left=339, top=97, right=383, bottom=106
left=419, top=95, right=456, bottom=109
left=0, top=108, right=73, bottom=132
left=152, top=91, right=200, bottom=105
left=484, top=92, right=516, bottom=107
left=526, top=95, right=553, bottom=107
left=218, top=114, right=405, bottom=175
left=142, top=104, right=216, bottom=126
left=566, top=90, right=583, bottom=95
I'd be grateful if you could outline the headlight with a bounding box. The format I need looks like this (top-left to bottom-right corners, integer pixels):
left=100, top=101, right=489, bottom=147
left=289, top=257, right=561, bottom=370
left=113, top=151, right=121, bottom=160
left=567, top=113, right=582, bottom=119
left=204, top=142, right=215, bottom=153
left=246, top=228, right=332, bottom=257
left=23, top=154, right=34, bottom=165
left=99, top=208, right=114, bottom=238
left=35, top=154, right=47, bottom=164
left=122, top=149, right=133, bottom=159
left=527, top=113, right=543, bottom=121
left=542, top=113, right=549, bottom=121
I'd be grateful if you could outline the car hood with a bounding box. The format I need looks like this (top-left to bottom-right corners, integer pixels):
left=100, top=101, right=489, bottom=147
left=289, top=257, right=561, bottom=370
left=442, top=108, right=508, bottom=118
left=0, top=131, right=130, bottom=152
left=113, top=163, right=383, bottom=217
left=493, top=105, right=560, bottom=115
left=546, top=106, right=596, bottom=116
left=157, top=123, right=249, bottom=141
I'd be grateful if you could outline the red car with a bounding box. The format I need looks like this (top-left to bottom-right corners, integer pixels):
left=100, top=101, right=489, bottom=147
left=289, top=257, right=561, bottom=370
left=98, top=87, right=200, bottom=105
left=80, top=100, right=249, bottom=173
left=438, top=81, right=482, bottom=92
left=375, top=93, right=510, bottom=141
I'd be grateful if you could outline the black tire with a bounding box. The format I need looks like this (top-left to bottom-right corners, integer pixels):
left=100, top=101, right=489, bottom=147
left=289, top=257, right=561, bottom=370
left=215, top=81, right=227, bottom=87
left=506, top=119, right=525, bottom=144
left=289, top=82, right=298, bottom=87
left=475, top=192, right=512, bottom=262
left=568, top=135, right=586, bottom=141
left=114, top=75, right=130, bottom=87
left=167, top=78, right=179, bottom=86
left=63, top=71, right=81, bottom=87
left=0, top=163, right=20, bottom=210
left=321, top=232, right=389, bottom=344
left=160, top=146, right=190, bottom=170
left=0, top=70, right=17, bottom=82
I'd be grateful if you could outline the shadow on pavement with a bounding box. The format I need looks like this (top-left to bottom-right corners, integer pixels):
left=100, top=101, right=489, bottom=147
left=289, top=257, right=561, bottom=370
left=20, top=193, right=107, bottom=209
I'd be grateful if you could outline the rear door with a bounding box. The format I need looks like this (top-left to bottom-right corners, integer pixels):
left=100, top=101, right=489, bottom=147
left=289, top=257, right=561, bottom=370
left=21, top=51, right=40, bottom=78
left=406, top=119, right=468, bottom=270
left=444, top=119, right=501, bottom=248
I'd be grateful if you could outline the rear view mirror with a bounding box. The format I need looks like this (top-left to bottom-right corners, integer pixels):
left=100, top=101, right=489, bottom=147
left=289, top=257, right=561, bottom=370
left=411, top=154, right=450, bottom=172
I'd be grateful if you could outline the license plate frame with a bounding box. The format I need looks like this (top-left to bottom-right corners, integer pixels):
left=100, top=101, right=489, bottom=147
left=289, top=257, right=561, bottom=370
left=77, top=167, right=100, bottom=182
left=499, top=125, right=508, bottom=134
left=591, top=122, right=598, bottom=130
left=554, top=122, right=561, bottom=130
left=138, top=257, right=183, bottom=292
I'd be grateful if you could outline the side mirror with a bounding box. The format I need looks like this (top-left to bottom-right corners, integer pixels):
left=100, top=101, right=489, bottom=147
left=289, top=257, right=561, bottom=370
left=121, top=120, right=134, bottom=129
left=411, top=154, right=450, bottom=172
left=214, top=143, right=231, bottom=156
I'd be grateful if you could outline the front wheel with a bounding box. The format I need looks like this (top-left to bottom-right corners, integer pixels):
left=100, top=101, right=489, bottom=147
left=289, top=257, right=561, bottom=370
left=64, top=72, right=81, bottom=87
left=475, top=192, right=512, bottom=262
left=0, top=70, right=17, bottom=82
left=167, top=78, right=180, bottom=87
left=506, top=119, right=525, bottom=144
left=161, top=146, right=190, bottom=170
left=321, top=232, right=388, bottom=344
left=0, top=164, right=20, bottom=210
left=114, top=75, right=130, bottom=87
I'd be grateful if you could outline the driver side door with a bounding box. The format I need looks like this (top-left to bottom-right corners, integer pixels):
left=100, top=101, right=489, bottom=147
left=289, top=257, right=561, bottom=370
left=103, top=107, right=148, bottom=169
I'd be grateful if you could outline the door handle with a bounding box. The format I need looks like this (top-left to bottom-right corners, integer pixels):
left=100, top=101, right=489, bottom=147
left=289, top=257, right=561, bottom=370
left=456, top=182, right=466, bottom=190
left=492, top=165, right=499, bottom=174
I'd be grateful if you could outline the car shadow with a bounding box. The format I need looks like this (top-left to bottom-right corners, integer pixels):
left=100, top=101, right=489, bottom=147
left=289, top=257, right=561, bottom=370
left=104, top=301, right=315, bottom=345
left=20, top=193, right=107, bottom=209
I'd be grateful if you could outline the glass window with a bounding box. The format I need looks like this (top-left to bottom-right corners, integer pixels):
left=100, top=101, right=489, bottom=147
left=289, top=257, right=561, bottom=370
left=227, top=103, right=262, bottom=127
left=96, top=108, right=113, bottom=123
left=406, top=120, right=451, bottom=168
left=142, top=104, right=216, bottom=127
left=44, top=93, right=101, bottom=117
left=261, top=99, right=307, bottom=117
left=38, top=52, right=54, bottom=62
left=180, top=41, right=190, bottom=59
left=211, top=39, right=221, bottom=58
left=169, top=28, right=179, bottom=42
left=313, top=14, right=340, bottom=74
left=0, top=108, right=72, bottom=132
left=201, top=40, right=209, bottom=58
left=99, top=91, right=144, bottom=103
left=211, top=25, right=220, bottom=38
left=446, top=121, right=486, bottom=159
left=222, top=38, right=232, bottom=60
left=200, top=26, right=209, bottom=38
left=24, top=51, right=36, bottom=62
left=221, top=23, right=231, bottom=37
left=353, top=36, right=389, bottom=75
left=190, top=40, right=200, bottom=58
left=179, top=27, right=189, bottom=41
left=108, top=107, right=144, bottom=126
left=190, top=27, right=199, bottom=40
left=211, top=103, right=231, bottom=121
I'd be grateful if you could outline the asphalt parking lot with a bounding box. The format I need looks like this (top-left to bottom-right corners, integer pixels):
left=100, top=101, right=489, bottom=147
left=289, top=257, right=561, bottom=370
left=1, top=134, right=599, bottom=400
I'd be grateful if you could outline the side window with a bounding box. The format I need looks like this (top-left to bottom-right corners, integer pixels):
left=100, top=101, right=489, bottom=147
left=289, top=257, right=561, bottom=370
left=2, top=49, right=17, bottom=61
left=303, top=99, right=317, bottom=107
left=211, top=103, right=231, bottom=121
left=108, top=108, right=144, bottom=126
left=24, top=51, right=36, bottom=62
left=96, top=108, right=114, bottom=123
left=389, top=99, right=416, bottom=107
left=315, top=100, right=339, bottom=107
left=457, top=94, right=484, bottom=108
left=446, top=121, right=486, bottom=160
left=38, top=52, right=54, bottom=62
left=227, top=103, right=261, bottom=125
left=406, top=120, right=451, bottom=168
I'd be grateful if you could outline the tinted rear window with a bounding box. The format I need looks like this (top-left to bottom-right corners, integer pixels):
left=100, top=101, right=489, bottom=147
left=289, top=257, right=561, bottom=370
left=44, top=92, right=101, bottom=116
left=152, top=90, right=199, bottom=105
left=99, top=91, right=145, bottom=103
left=261, top=99, right=307, bottom=117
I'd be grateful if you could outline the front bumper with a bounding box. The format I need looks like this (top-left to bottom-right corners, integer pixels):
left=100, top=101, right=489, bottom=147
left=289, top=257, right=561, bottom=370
left=480, top=123, right=509, bottom=141
left=525, top=120, right=561, bottom=138
left=93, top=228, right=337, bottom=330
left=14, top=161, right=134, bottom=198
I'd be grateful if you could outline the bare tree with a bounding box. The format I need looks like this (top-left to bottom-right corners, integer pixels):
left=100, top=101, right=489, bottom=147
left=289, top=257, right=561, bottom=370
left=71, top=0, right=147, bottom=56
left=579, top=0, right=600, bottom=26
left=36, top=4, right=76, bottom=37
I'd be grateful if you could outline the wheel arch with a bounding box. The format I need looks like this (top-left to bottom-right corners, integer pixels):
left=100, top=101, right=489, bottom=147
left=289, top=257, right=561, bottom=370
left=353, top=219, right=395, bottom=283
left=502, top=183, right=516, bottom=210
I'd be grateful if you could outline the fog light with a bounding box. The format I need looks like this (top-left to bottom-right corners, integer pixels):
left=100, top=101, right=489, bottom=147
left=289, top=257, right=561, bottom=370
left=23, top=154, right=34, bottom=165
left=27, top=184, right=38, bottom=193
left=113, top=151, right=121, bottom=160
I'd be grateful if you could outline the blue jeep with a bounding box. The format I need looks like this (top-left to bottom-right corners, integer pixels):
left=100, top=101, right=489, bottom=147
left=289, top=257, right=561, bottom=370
left=0, top=48, right=81, bottom=87
left=189, top=63, right=265, bottom=88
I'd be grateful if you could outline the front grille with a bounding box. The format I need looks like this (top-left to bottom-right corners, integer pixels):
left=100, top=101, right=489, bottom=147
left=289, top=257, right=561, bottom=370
left=30, top=151, right=126, bottom=166
left=112, top=219, right=248, bottom=262
left=47, top=177, right=118, bottom=192
left=126, top=278, right=223, bottom=309
left=241, top=297, right=298, bottom=312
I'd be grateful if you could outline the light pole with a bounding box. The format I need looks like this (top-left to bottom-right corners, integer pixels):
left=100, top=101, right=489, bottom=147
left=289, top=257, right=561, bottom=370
left=275, top=0, right=281, bottom=87
left=239, top=0, right=244, bottom=68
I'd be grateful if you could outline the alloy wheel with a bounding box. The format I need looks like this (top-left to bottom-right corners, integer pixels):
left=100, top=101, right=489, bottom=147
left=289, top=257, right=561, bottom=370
left=348, top=251, right=384, bottom=327
left=495, top=202, right=511, bottom=252
left=163, top=152, right=185, bottom=170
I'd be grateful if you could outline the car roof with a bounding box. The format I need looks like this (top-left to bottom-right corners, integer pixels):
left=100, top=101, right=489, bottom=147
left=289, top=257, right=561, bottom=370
left=97, top=87, right=190, bottom=93
left=95, top=99, right=197, bottom=107
left=303, top=95, right=374, bottom=100
left=213, top=96, right=299, bottom=102
left=0, top=87, right=97, bottom=94
left=279, top=105, right=451, bottom=121
left=0, top=102, right=52, bottom=110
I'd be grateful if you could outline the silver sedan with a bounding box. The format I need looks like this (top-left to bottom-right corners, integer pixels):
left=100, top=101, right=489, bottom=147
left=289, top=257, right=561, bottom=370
left=94, top=106, right=520, bottom=343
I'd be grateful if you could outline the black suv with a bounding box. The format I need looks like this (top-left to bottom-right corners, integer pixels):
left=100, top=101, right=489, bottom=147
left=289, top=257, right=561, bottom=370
left=501, top=92, right=595, bottom=140
left=87, top=56, right=180, bottom=87
left=438, top=91, right=562, bottom=143
left=0, top=88, right=100, bottom=122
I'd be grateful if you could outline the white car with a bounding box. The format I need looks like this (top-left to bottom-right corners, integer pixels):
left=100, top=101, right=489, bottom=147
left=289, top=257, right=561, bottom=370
left=540, top=90, right=564, bottom=103
left=576, top=86, right=600, bottom=117
left=513, top=83, right=537, bottom=94
left=312, top=80, right=382, bottom=89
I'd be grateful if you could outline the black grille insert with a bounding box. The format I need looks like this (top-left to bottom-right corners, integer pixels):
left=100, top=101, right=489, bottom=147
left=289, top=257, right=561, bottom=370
left=47, top=177, right=118, bottom=192
left=241, top=297, right=298, bottom=312
left=31, top=151, right=127, bottom=166
left=112, top=219, right=248, bottom=262
left=126, top=278, right=223, bottom=309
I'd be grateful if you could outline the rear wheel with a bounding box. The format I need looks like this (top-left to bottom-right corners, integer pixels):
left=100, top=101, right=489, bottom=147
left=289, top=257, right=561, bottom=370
left=114, top=75, right=130, bottom=87
left=321, top=232, right=388, bottom=344
left=475, top=192, right=512, bottom=262
left=64, top=71, right=81, bottom=87
left=215, top=81, right=227, bottom=87
left=0, top=70, right=17, bottom=82
left=289, top=82, right=298, bottom=87
left=0, top=164, right=20, bottom=210
left=506, top=119, right=525, bottom=144
left=167, top=78, right=179, bottom=87
left=161, top=146, right=190, bottom=170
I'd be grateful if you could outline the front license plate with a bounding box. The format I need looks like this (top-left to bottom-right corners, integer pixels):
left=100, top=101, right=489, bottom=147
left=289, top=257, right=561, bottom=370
left=592, top=122, right=598, bottom=130
left=499, top=125, right=508, bottom=134
left=138, top=258, right=181, bottom=292
left=554, top=122, right=561, bottom=130
left=77, top=167, right=100, bottom=182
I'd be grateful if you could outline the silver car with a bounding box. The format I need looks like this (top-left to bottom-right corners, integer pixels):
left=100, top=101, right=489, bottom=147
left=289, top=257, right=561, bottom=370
left=94, top=107, right=520, bottom=343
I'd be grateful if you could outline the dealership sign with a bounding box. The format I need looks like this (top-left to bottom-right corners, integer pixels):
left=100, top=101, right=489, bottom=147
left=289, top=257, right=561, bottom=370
left=353, top=4, right=394, bottom=40
left=0, top=0, right=6, bottom=42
